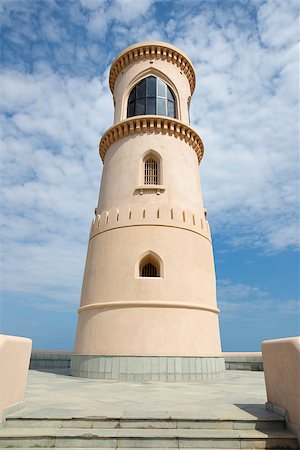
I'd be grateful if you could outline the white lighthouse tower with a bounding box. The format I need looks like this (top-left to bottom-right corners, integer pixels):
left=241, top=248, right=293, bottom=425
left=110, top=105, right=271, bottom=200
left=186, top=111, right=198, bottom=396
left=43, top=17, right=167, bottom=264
left=71, top=41, right=224, bottom=381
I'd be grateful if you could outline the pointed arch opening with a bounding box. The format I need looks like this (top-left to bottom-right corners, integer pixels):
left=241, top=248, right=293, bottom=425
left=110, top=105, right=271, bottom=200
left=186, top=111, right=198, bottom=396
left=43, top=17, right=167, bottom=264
left=137, top=251, right=163, bottom=278
left=144, top=156, right=159, bottom=185
left=142, top=150, right=162, bottom=186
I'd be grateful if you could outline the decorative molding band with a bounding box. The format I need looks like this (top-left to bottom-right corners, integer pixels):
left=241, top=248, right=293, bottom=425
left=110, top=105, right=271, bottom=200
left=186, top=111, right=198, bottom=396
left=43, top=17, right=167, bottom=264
left=90, top=205, right=211, bottom=241
left=99, top=116, right=204, bottom=163
left=109, top=42, right=196, bottom=95
left=78, top=301, right=219, bottom=315
left=90, top=223, right=212, bottom=244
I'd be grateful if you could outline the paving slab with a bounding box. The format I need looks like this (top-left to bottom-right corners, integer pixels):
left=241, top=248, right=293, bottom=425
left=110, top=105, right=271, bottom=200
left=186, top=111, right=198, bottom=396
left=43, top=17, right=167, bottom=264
left=6, top=369, right=280, bottom=422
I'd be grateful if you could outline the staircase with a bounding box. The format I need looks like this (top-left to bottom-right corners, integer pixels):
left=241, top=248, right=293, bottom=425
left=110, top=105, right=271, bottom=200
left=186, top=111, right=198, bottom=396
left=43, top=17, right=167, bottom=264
left=0, top=415, right=298, bottom=448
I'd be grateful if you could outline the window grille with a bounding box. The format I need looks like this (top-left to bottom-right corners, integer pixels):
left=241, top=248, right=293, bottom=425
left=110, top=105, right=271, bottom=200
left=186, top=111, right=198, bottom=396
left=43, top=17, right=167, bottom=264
left=141, top=262, right=158, bottom=277
left=144, top=158, right=158, bottom=185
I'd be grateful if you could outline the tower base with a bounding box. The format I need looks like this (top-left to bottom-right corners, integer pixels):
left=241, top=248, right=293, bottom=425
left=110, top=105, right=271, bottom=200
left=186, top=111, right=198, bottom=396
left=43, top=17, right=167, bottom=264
left=70, top=355, right=225, bottom=381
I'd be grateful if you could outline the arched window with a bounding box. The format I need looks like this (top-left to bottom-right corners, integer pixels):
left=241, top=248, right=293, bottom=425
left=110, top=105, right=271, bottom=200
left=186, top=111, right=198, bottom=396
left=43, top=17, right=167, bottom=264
left=127, top=76, right=176, bottom=118
left=139, top=252, right=162, bottom=277
left=144, top=157, right=159, bottom=185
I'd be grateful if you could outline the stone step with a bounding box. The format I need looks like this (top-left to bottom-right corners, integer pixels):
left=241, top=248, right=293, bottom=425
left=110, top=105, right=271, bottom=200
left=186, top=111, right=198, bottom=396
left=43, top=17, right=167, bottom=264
left=5, top=416, right=286, bottom=431
left=0, top=427, right=297, bottom=448
left=9, top=447, right=296, bottom=450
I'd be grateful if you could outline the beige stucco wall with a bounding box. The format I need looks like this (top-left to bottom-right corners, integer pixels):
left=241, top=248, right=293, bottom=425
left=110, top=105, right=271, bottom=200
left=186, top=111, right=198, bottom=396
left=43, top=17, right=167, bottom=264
left=75, top=224, right=221, bottom=356
left=0, top=335, right=32, bottom=421
left=97, top=132, right=204, bottom=215
left=262, top=337, right=300, bottom=431
left=75, top=307, right=221, bottom=356
left=80, top=226, right=215, bottom=308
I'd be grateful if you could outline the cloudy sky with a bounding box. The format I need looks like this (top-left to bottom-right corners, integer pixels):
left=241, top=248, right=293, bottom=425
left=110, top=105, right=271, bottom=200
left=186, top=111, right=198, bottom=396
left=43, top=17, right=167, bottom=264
left=1, top=0, right=299, bottom=351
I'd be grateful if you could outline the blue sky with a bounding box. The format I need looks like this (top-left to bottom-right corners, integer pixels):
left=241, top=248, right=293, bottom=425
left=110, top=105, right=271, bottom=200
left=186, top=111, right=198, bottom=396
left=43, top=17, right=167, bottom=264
left=0, top=0, right=299, bottom=351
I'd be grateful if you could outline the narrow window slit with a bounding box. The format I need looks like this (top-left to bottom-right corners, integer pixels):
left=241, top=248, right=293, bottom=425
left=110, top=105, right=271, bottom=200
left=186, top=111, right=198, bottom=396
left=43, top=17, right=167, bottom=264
left=170, top=208, right=174, bottom=220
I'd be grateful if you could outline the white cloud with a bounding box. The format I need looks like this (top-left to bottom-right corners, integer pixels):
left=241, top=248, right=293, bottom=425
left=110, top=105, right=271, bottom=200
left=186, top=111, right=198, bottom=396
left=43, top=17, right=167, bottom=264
left=0, top=67, right=113, bottom=306
left=257, top=0, right=298, bottom=48
left=86, top=0, right=155, bottom=37
left=218, top=279, right=299, bottom=319
left=0, top=0, right=299, bottom=313
left=174, top=0, right=300, bottom=251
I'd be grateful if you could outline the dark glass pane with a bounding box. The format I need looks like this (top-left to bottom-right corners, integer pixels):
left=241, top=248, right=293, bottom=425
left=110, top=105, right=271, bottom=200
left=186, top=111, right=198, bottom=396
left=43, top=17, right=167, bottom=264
left=147, top=76, right=156, bottom=97
left=146, top=97, right=156, bottom=115
left=157, top=78, right=166, bottom=97
left=167, top=86, right=175, bottom=101
left=136, top=98, right=145, bottom=115
left=127, top=76, right=176, bottom=119
left=157, top=97, right=166, bottom=115
left=167, top=100, right=175, bottom=118
left=128, top=88, right=136, bottom=102
left=136, top=78, right=146, bottom=98
left=127, top=101, right=135, bottom=117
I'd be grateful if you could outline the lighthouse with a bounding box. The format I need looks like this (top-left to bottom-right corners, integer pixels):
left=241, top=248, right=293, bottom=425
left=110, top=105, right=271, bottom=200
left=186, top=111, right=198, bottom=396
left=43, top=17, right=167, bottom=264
left=71, top=41, right=224, bottom=381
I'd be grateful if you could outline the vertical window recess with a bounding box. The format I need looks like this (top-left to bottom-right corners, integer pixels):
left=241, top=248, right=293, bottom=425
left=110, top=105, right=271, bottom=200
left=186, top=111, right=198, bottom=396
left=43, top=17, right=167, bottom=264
left=139, top=253, right=162, bottom=278
left=144, top=158, right=159, bottom=185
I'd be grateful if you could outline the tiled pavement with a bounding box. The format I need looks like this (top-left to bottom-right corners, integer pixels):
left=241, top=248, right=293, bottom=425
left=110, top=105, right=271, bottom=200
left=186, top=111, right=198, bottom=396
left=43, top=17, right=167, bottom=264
left=8, top=369, right=271, bottom=420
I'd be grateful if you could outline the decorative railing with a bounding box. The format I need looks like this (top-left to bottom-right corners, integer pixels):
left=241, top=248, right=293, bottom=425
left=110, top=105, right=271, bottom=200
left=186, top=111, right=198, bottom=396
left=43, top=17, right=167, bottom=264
left=109, top=42, right=196, bottom=95
left=99, top=116, right=204, bottom=163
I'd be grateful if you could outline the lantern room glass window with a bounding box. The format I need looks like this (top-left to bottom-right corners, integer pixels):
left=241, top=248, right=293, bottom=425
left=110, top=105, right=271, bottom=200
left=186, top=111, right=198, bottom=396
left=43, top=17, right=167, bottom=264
left=127, top=76, right=176, bottom=118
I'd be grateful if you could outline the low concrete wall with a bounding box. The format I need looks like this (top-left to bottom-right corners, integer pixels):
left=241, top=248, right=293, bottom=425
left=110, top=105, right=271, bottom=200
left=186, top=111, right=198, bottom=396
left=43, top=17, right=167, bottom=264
left=223, top=352, right=263, bottom=371
left=0, top=335, right=32, bottom=422
left=70, top=355, right=225, bottom=381
left=262, top=337, right=300, bottom=437
left=29, top=351, right=263, bottom=372
left=30, top=351, right=72, bottom=370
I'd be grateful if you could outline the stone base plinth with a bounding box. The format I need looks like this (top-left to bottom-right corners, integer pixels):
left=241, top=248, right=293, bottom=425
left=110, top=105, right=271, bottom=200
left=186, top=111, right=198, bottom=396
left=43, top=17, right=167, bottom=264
left=70, top=355, right=225, bottom=381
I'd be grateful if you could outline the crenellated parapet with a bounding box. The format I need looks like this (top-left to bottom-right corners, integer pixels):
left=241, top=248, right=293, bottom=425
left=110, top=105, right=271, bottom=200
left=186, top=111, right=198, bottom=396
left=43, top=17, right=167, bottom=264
left=90, top=204, right=211, bottom=241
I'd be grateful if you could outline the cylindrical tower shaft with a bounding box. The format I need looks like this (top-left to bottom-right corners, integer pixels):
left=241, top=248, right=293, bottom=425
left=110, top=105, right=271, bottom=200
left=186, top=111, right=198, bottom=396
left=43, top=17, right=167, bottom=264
left=72, top=41, right=224, bottom=380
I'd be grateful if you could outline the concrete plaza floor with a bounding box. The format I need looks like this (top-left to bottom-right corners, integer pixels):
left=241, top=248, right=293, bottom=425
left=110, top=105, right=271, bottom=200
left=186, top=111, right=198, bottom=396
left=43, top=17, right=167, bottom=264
left=8, top=369, right=277, bottom=421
